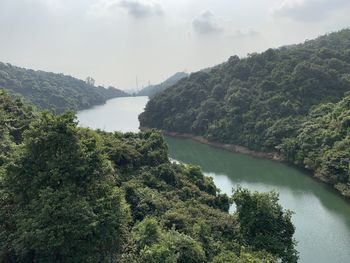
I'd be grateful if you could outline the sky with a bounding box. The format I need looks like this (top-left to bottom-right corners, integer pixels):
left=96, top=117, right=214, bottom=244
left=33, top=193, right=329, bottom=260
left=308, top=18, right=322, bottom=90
left=0, top=0, right=349, bottom=90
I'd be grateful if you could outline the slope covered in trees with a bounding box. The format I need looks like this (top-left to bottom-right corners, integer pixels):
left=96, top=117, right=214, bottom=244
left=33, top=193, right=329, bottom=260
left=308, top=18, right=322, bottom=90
left=280, top=94, right=350, bottom=196
left=0, top=90, right=298, bottom=262
left=140, top=29, right=350, bottom=197
left=137, top=72, right=188, bottom=97
left=0, top=62, right=128, bottom=112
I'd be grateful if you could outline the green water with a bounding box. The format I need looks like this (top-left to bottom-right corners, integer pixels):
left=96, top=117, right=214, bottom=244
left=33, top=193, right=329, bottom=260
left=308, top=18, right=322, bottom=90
left=77, top=96, right=350, bottom=263
left=165, top=136, right=350, bottom=263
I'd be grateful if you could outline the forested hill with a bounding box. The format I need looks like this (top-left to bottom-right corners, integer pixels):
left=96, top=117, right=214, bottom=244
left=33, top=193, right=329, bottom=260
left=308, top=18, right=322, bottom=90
left=140, top=29, right=350, bottom=197
left=0, top=62, right=128, bottom=112
left=0, top=89, right=298, bottom=262
left=137, top=72, right=188, bottom=97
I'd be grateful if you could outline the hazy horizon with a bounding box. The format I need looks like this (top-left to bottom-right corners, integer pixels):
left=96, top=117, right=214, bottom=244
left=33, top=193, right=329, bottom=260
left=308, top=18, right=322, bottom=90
left=0, top=0, right=349, bottom=90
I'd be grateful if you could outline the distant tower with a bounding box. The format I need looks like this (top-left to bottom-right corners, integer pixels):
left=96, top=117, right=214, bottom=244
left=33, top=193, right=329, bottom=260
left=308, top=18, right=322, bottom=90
left=136, top=76, right=139, bottom=92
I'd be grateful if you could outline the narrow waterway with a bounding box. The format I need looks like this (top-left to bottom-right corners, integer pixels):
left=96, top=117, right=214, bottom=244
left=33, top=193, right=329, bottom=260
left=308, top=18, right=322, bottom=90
left=77, top=96, right=350, bottom=263
left=77, top=96, right=148, bottom=133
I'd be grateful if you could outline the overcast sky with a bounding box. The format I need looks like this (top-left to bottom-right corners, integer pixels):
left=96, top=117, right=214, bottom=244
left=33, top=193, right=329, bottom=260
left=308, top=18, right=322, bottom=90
left=0, top=0, right=349, bottom=90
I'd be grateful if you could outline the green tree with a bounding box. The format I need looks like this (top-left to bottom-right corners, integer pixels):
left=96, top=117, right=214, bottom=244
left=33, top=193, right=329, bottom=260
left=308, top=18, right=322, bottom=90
left=140, top=230, right=206, bottom=263
left=232, top=188, right=298, bottom=263
left=211, top=250, right=276, bottom=263
left=0, top=112, right=130, bottom=262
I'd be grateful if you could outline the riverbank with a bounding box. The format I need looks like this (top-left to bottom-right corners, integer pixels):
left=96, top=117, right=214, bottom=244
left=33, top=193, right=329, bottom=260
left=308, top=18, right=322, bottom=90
left=162, top=131, right=283, bottom=161
left=159, top=130, right=350, bottom=200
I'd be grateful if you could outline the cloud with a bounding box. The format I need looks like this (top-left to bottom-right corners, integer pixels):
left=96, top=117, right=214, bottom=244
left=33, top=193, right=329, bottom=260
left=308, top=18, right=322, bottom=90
left=119, top=0, right=163, bottom=18
left=272, top=0, right=350, bottom=22
left=192, top=11, right=223, bottom=35
left=87, top=0, right=163, bottom=18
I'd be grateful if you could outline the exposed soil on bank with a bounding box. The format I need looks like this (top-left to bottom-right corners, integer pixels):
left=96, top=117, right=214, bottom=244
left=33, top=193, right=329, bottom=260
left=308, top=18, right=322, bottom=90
left=160, top=130, right=350, bottom=200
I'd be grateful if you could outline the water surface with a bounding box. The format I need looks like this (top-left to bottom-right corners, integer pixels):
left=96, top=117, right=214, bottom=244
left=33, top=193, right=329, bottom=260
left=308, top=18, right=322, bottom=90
left=165, top=136, right=350, bottom=263
left=77, top=96, right=148, bottom=133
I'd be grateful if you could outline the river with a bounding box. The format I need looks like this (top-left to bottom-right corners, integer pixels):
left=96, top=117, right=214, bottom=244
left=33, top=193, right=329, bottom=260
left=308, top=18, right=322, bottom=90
left=77, top=96, right=350, bottom=263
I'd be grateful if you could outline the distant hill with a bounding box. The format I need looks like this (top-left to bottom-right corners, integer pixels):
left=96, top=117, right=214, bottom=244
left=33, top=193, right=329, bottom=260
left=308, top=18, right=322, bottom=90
left=137, top=72, right=188, bottom=97
left=140, top=28, right=350, bottom=198
left=0, top=62, right=128, bottom=112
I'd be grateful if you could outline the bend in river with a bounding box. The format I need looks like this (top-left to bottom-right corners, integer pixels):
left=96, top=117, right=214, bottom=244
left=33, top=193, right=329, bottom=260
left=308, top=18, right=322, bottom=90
left=77, top=96, right=350, bottom=263
left=77, top=96, right=148, bottom=133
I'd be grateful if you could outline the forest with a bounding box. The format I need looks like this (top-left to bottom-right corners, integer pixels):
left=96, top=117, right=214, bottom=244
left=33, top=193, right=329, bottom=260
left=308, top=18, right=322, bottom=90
left=140, top=29, right=350, bottom=198
left=0, top=89, right=298, bottom=262
left=0, top=62, right=128, bottom=112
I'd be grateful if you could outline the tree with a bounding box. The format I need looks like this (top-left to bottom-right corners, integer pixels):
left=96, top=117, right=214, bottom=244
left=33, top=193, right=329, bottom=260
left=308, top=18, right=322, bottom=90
left=86, top=76, right=96, bottom=86
left=0, top=111, right=130, bottom=262
left=129, top=218, right=206, bottom=263
left=232, top=188, right=298, bottom=263
left=139, top=230, right=206, bottom=263
left=211, top=250, right=276, bottom=263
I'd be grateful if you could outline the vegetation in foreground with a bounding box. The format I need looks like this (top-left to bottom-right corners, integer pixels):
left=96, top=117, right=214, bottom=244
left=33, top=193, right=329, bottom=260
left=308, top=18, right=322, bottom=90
left=0, top=90, right=298, bottom=262
left=140, top=29, right=350, bottom=197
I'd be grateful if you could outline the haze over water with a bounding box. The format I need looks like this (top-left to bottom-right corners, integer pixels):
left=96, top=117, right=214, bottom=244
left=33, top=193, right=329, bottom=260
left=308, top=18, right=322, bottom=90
left=77, top=96, right=149, bottom=133
left=77, top=96, right=350, bottom=263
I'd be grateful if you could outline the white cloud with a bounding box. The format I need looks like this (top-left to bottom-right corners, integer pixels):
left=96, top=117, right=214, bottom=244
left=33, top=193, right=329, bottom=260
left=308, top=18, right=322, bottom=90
left=87, top=0, right=163, bottom=18
left=119, top=0, right=163, bottom=18
left=192, top=11, right=223, bottom=35
left=272, top=0, right=350, bottom=22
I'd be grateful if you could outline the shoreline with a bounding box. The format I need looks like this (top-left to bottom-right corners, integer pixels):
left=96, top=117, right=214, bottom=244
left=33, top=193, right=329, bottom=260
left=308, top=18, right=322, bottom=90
left=162, top=131, right=284, bottom=161
left=158, top=130, right=350, bottom=200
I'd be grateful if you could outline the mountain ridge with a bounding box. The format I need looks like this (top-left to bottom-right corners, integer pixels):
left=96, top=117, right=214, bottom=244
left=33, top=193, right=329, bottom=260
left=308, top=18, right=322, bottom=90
left=140, top=28, right=350, bottom=198
left=0, top=62, right=128, bottom=112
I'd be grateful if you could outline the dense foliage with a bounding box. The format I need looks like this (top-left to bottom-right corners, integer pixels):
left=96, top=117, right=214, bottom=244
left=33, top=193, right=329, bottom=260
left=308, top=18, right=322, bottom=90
left=140, top=29, right=350, bottom=197
left=0, top=90, right=297, bottom=262
left=136, top=72, right=188, bottom=97
left=280, top=94, right=350, bottom=196
left=0, top=62, right=128, bottom=112
left=233, top=188, right=298, bottom=263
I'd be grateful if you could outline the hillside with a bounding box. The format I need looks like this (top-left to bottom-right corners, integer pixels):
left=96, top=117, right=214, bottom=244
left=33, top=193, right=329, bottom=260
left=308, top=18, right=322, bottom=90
left=0, top=62, right=128, bottom=112
left=0, top=89, right=297, bottom=262
left=140, top=29, right=350, bottom=197
left=137, top=72, right=188, bottom=97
